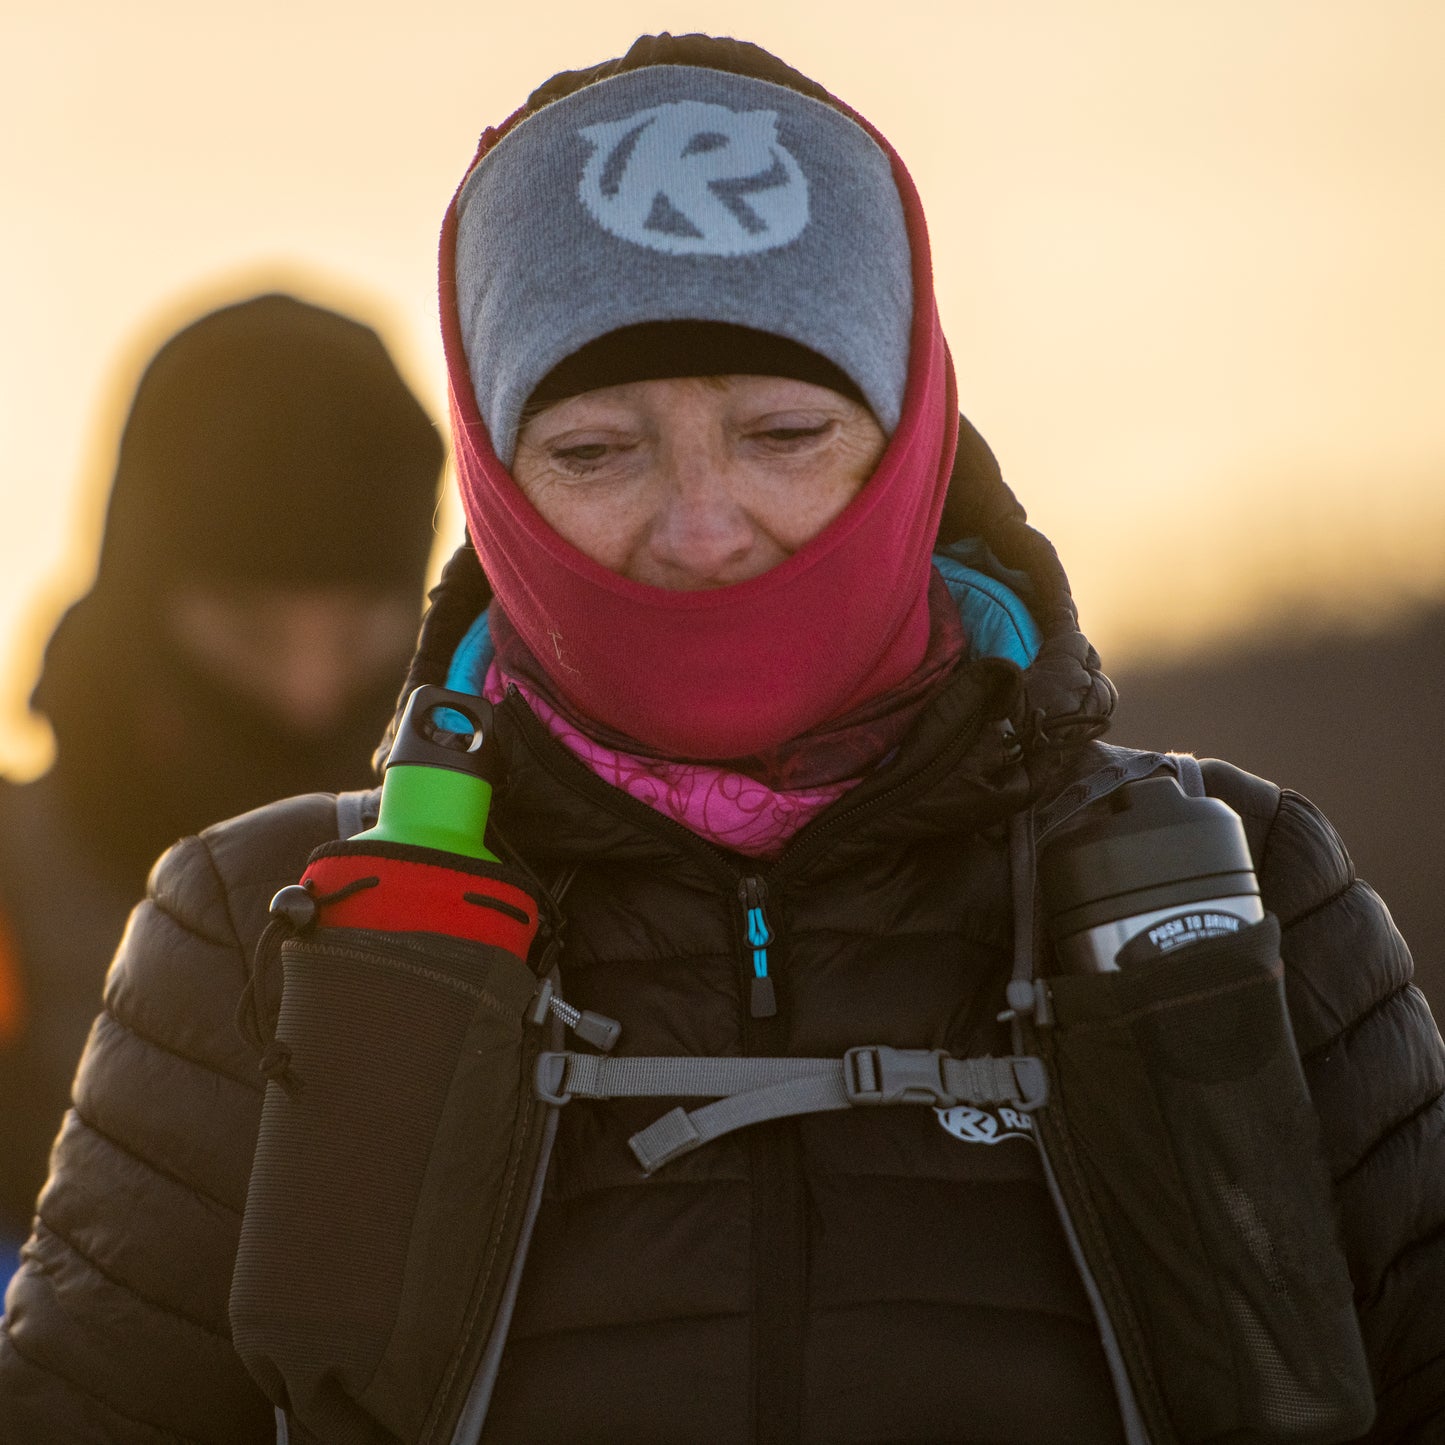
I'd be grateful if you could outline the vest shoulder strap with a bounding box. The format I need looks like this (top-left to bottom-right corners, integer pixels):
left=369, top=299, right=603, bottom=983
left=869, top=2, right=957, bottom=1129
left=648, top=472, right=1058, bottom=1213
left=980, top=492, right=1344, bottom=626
left=1034, top=742, right=1203, bottom=842
left=334, top=789, right=380, bottom=841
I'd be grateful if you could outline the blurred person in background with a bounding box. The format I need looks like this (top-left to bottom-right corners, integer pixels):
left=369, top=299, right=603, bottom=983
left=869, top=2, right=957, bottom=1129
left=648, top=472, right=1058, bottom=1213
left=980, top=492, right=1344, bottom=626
left=0, top=293, right=444, bottom=1289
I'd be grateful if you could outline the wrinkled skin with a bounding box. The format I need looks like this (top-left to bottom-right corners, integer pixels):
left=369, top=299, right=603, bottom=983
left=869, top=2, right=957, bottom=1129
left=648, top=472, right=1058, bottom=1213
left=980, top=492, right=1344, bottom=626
left=511, top=375, right=886, bottom=590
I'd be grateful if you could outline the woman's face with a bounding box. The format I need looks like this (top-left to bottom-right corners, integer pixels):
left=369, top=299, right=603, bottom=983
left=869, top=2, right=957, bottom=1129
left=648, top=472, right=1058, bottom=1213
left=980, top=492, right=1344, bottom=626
left=511, top=375, right=887, bottom=591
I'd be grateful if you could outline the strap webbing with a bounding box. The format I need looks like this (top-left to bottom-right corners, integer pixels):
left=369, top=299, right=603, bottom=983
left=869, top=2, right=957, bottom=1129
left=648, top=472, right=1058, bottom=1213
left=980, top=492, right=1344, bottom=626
left=632, top=1072, right=853, bottom=1173
left=1034, top=745, right=1174, bottom=843
left=334, top=789, right=378, bottom=840
left=535, top=1046, right=1046, bottom=1174
left=1170, top=752, right=1205, bottom=797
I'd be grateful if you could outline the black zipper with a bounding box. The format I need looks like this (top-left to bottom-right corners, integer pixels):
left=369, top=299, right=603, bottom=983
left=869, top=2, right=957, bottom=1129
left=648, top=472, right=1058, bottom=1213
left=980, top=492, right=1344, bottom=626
left=497, top=686, right=995, bottom=1445
left=739, top=875, right=777, bottom=1019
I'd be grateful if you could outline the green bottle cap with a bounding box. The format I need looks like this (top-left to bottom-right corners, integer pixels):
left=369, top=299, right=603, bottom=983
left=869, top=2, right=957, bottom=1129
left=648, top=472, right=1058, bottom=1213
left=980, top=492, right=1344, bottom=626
left=351, top=686, right=499, bottom=862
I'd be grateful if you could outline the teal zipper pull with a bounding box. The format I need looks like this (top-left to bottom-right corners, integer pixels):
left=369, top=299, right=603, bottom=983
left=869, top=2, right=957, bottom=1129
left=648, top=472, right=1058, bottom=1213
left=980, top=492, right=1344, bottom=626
left=739, top=875, right=776, bottom=1019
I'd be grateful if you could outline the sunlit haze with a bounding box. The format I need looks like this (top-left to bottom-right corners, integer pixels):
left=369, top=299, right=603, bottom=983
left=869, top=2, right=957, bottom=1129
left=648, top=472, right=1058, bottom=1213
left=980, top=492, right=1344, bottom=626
left=3, top=0, right=1443, bottom=775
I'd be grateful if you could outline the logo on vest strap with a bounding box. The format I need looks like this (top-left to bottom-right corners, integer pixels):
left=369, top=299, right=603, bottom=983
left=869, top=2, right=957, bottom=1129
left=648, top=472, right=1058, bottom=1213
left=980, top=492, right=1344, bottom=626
left=935, top=1104, right=1036, bottom=1146
left=578, top=101, right=810, bottom=257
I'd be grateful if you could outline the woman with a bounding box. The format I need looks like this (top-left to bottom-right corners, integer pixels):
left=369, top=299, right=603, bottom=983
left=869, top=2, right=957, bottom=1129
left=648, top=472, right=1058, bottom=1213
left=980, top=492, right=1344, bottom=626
left=2, top=34, right=1442, bottom=1445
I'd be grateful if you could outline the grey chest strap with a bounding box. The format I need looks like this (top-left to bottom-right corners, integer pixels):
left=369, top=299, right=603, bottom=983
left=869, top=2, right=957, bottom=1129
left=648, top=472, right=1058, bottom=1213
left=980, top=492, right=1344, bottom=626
left=529, top=748, right=1205, bottom=1178
left=535, top=1045, right=1047, bottom=1174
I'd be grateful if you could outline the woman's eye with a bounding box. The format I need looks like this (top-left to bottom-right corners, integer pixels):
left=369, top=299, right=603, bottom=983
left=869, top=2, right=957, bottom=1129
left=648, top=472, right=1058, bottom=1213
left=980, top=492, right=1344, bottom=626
left=548, top=441, right=621, bottom=474
left=755, top=422, right=832, bottom=447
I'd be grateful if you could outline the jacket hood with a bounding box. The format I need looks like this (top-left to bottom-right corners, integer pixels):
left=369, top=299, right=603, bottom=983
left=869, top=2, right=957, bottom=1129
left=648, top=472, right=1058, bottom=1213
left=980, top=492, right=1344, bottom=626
left=936, top=413, right=1117, bottom=751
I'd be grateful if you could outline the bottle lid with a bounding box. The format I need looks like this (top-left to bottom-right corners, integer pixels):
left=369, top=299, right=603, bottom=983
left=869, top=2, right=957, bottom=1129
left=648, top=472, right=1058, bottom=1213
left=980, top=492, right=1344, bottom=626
left=385, top=685, right=499, bottom=779
left=1040, top=775, right=1258, bottom=932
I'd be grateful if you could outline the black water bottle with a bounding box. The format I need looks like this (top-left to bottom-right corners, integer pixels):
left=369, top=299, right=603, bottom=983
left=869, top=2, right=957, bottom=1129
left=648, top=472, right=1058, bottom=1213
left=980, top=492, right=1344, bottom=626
left=1040, top=775, right=1263, bottom=972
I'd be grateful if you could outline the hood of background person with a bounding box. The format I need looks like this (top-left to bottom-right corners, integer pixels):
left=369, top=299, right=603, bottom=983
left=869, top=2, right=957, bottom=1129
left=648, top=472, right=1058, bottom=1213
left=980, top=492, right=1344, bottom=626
left=31, top=292, right=445, bottom=886
left=441, top=37, right=957, bottom=760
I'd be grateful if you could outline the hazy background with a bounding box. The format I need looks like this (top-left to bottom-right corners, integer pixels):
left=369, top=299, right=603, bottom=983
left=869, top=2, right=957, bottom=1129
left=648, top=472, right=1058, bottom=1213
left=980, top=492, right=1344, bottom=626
left=2, top=2, right=1442, bottom=991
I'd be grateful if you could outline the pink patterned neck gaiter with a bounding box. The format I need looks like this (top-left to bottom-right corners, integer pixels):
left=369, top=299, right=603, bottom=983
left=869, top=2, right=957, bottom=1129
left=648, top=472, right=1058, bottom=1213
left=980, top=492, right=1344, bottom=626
left=439, top=95, right=958, bottom=761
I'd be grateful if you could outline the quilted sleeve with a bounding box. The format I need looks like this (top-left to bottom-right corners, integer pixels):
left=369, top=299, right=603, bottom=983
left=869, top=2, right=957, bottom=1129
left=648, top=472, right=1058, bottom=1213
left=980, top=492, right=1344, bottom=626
left=0, top=827, right=285, bottom=1443
left=1223, top=768, right=1445, bottom=1444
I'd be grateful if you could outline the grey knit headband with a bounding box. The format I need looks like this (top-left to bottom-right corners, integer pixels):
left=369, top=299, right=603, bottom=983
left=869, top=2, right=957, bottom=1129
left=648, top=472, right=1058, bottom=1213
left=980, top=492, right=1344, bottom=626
left=455, top=65, right=913, bottom=465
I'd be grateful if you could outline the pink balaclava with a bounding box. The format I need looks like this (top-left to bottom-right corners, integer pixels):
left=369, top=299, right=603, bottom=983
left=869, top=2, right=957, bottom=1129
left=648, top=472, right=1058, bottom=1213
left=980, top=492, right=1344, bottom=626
left=440, top=61, right=958, bottom=761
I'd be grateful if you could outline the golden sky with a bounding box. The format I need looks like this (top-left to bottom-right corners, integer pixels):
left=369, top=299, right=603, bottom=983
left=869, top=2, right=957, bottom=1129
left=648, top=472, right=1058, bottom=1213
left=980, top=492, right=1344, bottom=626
left=3, top=0, right=1444, bottom=775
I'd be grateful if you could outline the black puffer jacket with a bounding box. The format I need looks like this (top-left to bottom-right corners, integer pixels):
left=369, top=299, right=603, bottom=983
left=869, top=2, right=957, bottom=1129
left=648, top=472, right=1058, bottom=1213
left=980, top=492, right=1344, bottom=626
left=0, top=776, right=139, bottom=1246
left=1, top=441, right=1442, bottom=1443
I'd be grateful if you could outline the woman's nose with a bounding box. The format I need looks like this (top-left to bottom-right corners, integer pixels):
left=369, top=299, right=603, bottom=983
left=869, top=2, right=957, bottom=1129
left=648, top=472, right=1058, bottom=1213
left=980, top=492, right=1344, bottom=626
left=644, top=451, right=766, bottom=588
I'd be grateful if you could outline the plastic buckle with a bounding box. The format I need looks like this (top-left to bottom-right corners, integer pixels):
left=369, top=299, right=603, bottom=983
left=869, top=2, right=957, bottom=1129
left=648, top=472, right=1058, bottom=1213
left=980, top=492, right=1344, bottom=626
left=844, top=1046, right=951, bottom=1106
left=534, top=1051, right=574, bottom=1106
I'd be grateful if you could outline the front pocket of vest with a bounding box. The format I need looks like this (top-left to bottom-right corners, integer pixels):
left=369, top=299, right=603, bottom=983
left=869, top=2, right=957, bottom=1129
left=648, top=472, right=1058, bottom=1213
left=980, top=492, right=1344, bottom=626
left=230, top=927, right=545, bottom=1445
left=1036, top=916, right=1374, bottom=1444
